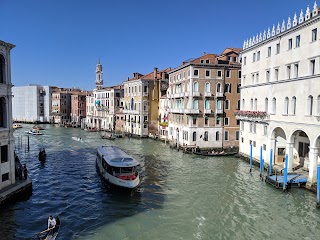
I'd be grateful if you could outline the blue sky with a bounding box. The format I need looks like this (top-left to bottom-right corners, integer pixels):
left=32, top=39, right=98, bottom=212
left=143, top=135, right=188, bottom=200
left=1, top=0, right=317, bottom=90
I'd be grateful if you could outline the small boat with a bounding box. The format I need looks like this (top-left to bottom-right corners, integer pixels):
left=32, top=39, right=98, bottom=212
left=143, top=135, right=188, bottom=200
left=101, top=134, right=116, bottom=140
left=96, top=145, right=141, bottom=189
left=39, top=148, right=46, bottom=162
left=72, top=136, right=83, bottom=142
left=13, top=123, right=23, bottom=129
left=26, top=129, right=43, bottom=135
left=85, top=128, right=97, bottom=132
left=33, top=125, right=44, bottom=130
left=193, top=151, right=238, bottom=157
left=30, top=216, right=61, bottom=240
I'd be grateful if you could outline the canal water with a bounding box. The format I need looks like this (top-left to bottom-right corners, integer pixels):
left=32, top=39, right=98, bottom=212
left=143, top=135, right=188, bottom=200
left=0, top=124, right=320, bottom=240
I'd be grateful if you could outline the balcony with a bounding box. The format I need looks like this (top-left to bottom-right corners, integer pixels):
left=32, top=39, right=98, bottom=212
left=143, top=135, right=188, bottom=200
left=234, top=110, right=269, bottom=121
left=216, top=92, right=224, bottom=98
left=185, top=109, right=200, bottom=114
left=204, top=109, right=212, bottom=114
left=192, top=92, right=201, bottom=97
left=216, top=109, right=223, bottom=114
left=204, top=92, right=213, bottom=97
left=168, top=108, right=184, bottom=114
left=123, top=109, right=140, bottom=114
left=96, top=106, right=109, bottom=111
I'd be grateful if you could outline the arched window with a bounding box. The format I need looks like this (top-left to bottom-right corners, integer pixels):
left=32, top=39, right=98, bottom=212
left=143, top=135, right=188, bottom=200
left=193, top=82, right=199, bottom=92
left=225, top=100, right=230, bottom=110
left=0, top=97, right=7, bottom=128
left=225, top=83, right=231, bottom=93
left=316, top=95, right=320, bottom=116
left=237, top=100, right=240, bottom=110
left=291, top=96, right=296, bottom=115
left=193, top=131, right=196, bottom=141
left=217, top=83, right=221, bottom=93
left=215, top=131, right=220, bottom=141
left=250, top=98, right=253, bottom=110
left=193, top=100, right=198, bottom=109
left=284, top=97, right=289, bottom=115
left=205, top=82, right=210, bottom=92
left=204, top=131, right=208, bottom=141
left=272, top=97, right=276, bottom=114
left=253, top=98, right=257, bottom=111
left=307, top=95, right=313, bottom=115
left=265, top=98, right=268, bottom=113
left=205, top=100, right=210, bottom=109
left=0, top=54, right=5, bottom=84
left=217, top=100, right=222, bottom=110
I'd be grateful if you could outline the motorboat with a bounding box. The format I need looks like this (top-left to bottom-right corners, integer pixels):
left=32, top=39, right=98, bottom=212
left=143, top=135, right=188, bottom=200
left=33, top=125, right=44, bottom=130
left=193, top=150, right=238, bottom=157
left=13, top=123, right=23, bottom=129
left=72, top=136, right=83, bottom=142
left=26, top=129, right=43, bottom=135
left=96, top=145, right=141, bottom=189
left=39, top=148, right=46, bottom=162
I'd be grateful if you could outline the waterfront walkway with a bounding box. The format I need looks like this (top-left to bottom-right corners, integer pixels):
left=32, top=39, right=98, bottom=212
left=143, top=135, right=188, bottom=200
left=0, top=178, right=32, bottom=206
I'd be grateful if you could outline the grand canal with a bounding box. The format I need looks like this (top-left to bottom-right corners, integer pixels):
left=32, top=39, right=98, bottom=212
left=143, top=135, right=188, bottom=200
left=1, top=124, right=320, bottom=240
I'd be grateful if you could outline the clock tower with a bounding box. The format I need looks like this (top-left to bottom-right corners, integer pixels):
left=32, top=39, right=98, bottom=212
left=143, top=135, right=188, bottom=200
left=95, top=59, right=103, bottom=90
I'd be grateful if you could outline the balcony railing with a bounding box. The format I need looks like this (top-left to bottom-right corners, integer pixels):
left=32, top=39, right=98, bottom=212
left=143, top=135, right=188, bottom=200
left=204, top=109, right=212, bottom=114
left=168, top=108, right=184, bottom=114
left=216, top=92, right=224, bottom=97
left=216, top=109, right=223, bottom=114
left=234, top=110, right=269, bottom=121
left=204, top=92, right=213, bottom=97
left=185, top=109, right=200, bottom=114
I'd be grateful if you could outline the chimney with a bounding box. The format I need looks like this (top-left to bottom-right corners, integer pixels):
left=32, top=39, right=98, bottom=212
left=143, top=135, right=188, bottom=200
left=133, top=72, right=137, bottom=78
left=153, top=67, right=158, bottom=79
left=203, top=52, right=207, bottom=55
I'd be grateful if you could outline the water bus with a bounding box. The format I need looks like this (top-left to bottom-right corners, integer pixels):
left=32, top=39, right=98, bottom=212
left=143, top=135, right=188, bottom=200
left=96, top=145, right=141, bottom=189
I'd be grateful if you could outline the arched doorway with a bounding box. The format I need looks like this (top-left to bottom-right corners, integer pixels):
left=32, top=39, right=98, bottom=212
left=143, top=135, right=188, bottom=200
left=289, top=130, right=311, bottom=170
left=270, top=127, right=286, bottom=165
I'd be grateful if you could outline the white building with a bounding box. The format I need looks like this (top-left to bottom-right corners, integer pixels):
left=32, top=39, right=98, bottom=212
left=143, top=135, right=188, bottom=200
left=239, top=2, right=320, bottom=186
left=0, top=40, right=16, bottom=189
left=12, top=85, right=53, bottom=123
left=85, top=60, right=123, bottom=130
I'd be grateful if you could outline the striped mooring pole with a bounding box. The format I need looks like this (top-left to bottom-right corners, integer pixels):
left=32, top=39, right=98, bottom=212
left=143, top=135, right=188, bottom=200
left=317, top=165, right=320, bottom=208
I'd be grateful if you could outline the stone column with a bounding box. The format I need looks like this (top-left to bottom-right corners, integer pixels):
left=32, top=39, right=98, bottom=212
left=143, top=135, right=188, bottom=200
left=308, top=147, right=319, bottom=183
left=286, top=142, right=294, bottom=172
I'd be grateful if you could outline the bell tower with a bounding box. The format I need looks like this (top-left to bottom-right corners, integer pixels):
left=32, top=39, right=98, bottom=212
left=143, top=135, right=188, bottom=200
left=95, top=59, right=103, bottom=90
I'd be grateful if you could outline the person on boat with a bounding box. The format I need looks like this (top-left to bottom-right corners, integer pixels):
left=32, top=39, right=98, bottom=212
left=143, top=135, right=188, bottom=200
left=47, top=215, right=56, bottom=235
left=23, top=164, right=28, bottom=180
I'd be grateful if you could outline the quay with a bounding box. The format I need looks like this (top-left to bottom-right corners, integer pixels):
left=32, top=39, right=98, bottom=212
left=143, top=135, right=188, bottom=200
left=0, top=178, right=32, bottom=206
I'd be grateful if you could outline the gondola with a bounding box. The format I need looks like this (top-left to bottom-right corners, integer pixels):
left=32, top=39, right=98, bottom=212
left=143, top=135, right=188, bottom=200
left=39, top=148, right=46, bottom=162
left=29, top=216, right=61, bottom=240
left=193, top=151, right=238, bottom=157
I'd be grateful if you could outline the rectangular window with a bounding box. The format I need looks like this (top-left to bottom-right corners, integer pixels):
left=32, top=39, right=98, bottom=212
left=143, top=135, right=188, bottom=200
left=312, top=28, right=317, bottom=42
left=206, top=59, right=210, bottom=63
left=193, top=118, right=197, bottom=125
left=287, top=65, right=291, bottom=79
left=236, top=131, right=240, bottom=140
left=224, top=131, right=229, bottom=141
left=205, top=70, right=210, bottom=77
left=296, top=35, right=300, bottom=47
left=225, top=70, right=230, bottom=78
left=224, top=117, right=229, bottom=126
left=253, top=52, right=256, bottom=62
left=2, top=173, right=9, bottom=182
left=257, top=51, right=260, bottom=61
left=249, top=123, right=252, bottom=132
left=294, top=63, right=299, bottom=78
left=241, top=137, right=244, bottom=143
left=144, top=86, right=147, bottom=93
left=276, top=43, right=280, bottom=54
left=288, top=38, right=293, bottom=50
left=268, top=46, right=271, bottom=57
left=275, top=68, right=279, bottom=81
left=241, top=121, right=244, bottom=130
left=253, top=141, right=256, bottom=147
left=200, top=60, right=204, bottom=63
left=236, top=119, right=240, bottom=125
left=194, top=69, right=199, bottom=77
left=1, top=145, right=8, bottom=163
left=205, top=117, right=208, bottom=125
left=256, top=73, right=259, bottom=83
left=238, top=70, right=241, bottom=79
left=253, top=123, right=256, bottom=133
left=310, top=59, right=316, bottom=75
left=266, top=70, right=270, bottom=82
left=216, top=70, right=222, bottom=79
left=264, top=125, right=267, bottom=135
left=243, top=57, right=247, bottom=65
left=263, top=144, right=267, bottom=151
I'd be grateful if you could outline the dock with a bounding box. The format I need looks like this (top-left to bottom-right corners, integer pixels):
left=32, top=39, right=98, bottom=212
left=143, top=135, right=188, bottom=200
left=265, top=173, right=308, bottom=189
left=0, top=178, right=32, bottom=206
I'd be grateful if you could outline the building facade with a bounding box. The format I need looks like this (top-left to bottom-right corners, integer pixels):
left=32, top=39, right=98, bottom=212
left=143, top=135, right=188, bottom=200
left=239, top=2, right=320, bottom=185
left=71, top=92, right=87, bottom=127
left=86, top=60, right=123, bottom=130
left=167, top=50, right=241, bottom=149
left=122, top=68, right=170, bottom=137
left=0, top=40, right=16, bottom=190
left=12, top=85, right=53, bottom=123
